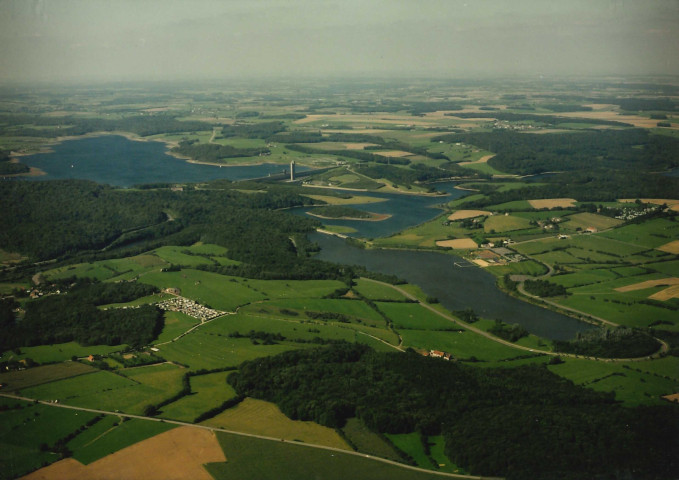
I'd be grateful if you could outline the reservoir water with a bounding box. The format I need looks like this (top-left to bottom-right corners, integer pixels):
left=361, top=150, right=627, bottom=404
left=19, top=134, right=589, bottom=339
left=20, top=135, right=306, bottom=187
left=312, top=233, right=590, bottom=340
left=291, top=182, right=466, bottom=238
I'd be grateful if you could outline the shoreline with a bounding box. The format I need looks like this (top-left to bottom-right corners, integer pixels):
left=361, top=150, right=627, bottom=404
left=306, top=211, right=391, bottom=222
left=7, top=131, right=299, bottom=174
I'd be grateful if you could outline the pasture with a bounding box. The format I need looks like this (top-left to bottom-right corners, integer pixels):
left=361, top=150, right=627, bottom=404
left=20, top=365, right=186, bottom=415
left=0, top=343, right=122, bottom=366
left=154, top=331, right=299, bottom=371
left=376, top=302, right=457, bottom=330
left=206, top=431, right=449, bottom=480
left=264, top=298, right=387, bottom=325
left=154, top=311, right=199, bottom=344
left=599, top=218, right=679, bottom=248
left=485, top=259, right=547, bottom=277
left=553, top=294, right=678, bottom=330
left=160, top=371, right=237, bottom=422
left=138, top=269, right=266, bottom=311
left=340, top=418, right=401, bottom=462
left=151, top=246, right=215, bottom=267
left=400, top=329, right=534, bottom=363
left=232, top=278, right=347, bottom=300
left=0, top=361, right=96, bottom=392
left=201, top=398, right=350, bottom=449
left=201, top=311, right=357, bottom=343
left=352, top=278, right=408, bottom=301
left=562, top=212, right=623, bottom=231
left=0, top=399, right=98, bottom=479
left=484, top=214, right=532, bottom=233
left=386, top=433, right=432, bottom=469
left=548, top=359, right=678, bottom=406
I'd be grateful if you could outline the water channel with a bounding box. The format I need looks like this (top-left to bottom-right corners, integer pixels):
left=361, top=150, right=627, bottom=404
left=312, top=233, right=591, bottom=340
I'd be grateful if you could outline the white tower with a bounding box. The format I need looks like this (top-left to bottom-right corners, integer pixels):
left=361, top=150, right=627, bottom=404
left=290, top=160, right=296, bottom=181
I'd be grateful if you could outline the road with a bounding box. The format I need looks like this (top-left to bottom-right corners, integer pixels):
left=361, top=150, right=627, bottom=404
left=360, top=278, right=668, bottom=363
left=0, top=392, right=495, bottom=480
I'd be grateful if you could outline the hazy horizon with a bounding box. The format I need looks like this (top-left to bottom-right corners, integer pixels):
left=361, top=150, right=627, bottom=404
left=1, top=0, right=678, bottom=83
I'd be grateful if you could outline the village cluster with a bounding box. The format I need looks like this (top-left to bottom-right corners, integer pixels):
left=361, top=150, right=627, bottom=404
left=157, top=291, right=223, bottom=321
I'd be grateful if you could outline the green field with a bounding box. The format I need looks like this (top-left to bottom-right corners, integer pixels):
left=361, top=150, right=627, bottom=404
left=599, top=218, right=679, bottom=248
left=485, top=259, right=548, bottom=277
left=0, top=362, right=97, bottom=392
left=562, top=212, right=623, bottom=231
left=152, top=246, right=216, bottom=267
left=484, top=214, right=533, bottom=233
left=21, top=365, right=186, bottom=415
left=265, top=298, right=387, bottom=325
left=548, top=359, right=678, bottom=406
left=340, top=418, right=401, bottom=461
left=0, top=399, right=98, bottom=479
left=70, top=418, right=176, bottom=465
left=400, top=329, right=531, bottom=363
left=160, top=371, right=237, bottom=422
left=154, top=330, right=301, bottom=371
left=377, top=302, right=456, bottom=330
left=201, top=311, right=358, bottom=343
left=206, top=431, right=452, bottom=480
left=154, top=311, right=200, bottom=344
left=138, top=269, right=266, bottom=311
left=0, top=343, right=124, bottom=365
left=352, top=278, right=408, bottom=301
left=386, top=432, right=432, bottom=469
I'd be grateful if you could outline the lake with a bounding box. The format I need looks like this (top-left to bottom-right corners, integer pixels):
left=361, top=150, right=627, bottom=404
left=20, top=133, right=589, bottom=339
left=311, top=233, right=591, bottom=340
left=291, top=182, right=467, bottom=238
left=20, top=135, right=305, bottom=187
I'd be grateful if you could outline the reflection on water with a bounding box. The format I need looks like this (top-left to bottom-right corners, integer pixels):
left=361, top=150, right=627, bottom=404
left=312, top=233, right=591, bottom=340
left=20, top=135, right=305, bottom=187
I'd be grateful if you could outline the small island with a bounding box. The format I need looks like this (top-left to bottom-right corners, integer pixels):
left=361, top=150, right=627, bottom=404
left=306, top=205, right=391, bottom=222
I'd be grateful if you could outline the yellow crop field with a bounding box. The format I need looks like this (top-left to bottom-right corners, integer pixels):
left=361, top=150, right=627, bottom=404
left=201, top=398, right=350, bottom=450
left=22, top=427, right=223, bottom=480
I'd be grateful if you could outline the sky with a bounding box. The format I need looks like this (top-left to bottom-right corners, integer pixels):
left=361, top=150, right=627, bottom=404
left=1, top=0, right=678, bottom=83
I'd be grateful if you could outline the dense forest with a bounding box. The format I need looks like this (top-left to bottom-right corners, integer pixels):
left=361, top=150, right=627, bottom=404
left=553, top=327, right=661, bottom=359
left=311, top=206, right=372, bottom=219
left=460, top=170, right=679, bottom=205
left=0, top=180, right=362, bottom=282
left=172, top=140, right=269, bottom=162
left=443, top=111, right=631, bottom=127
left=523, top=279, right=569, bottom=297
left=0, top=113, right=211, bottom=138
left=229, top=344, right=677, bottom=480
left=355, top=163, right=480, bottom=186
left=1, top=280, right=161, bottom=350
left=434, top=129, right=679, bottom=175
left=0, top=149, right=29, bottom=175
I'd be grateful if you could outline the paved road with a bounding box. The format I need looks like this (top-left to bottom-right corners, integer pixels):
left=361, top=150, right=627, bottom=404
left=0, top=393, right=493, bottom=480
left=361, top=278, right=668, bottom=363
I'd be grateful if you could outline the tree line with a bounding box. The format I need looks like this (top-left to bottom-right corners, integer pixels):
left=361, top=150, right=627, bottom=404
left=228, top=344, right=677, bottom=480
left=1, top=280, right=161, bottom=350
